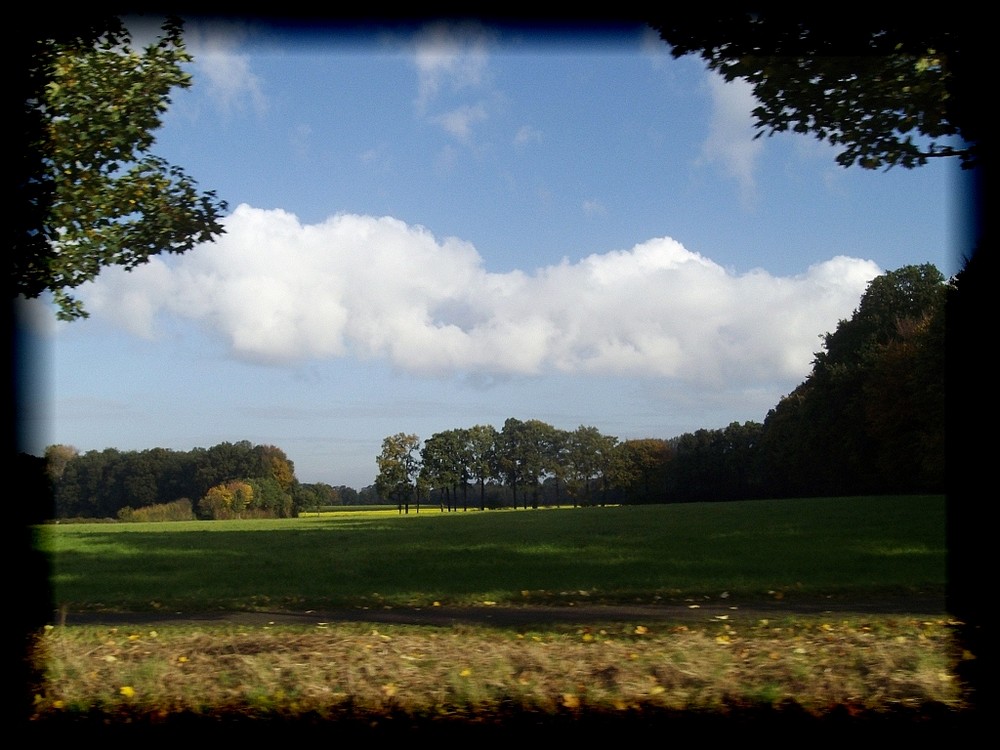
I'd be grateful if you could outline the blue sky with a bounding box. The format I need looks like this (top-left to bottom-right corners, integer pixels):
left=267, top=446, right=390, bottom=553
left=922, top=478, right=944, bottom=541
left=19, top=17, right=970, bottom=490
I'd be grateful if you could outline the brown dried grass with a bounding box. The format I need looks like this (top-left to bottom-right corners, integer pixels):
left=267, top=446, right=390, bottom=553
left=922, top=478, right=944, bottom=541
left=28, top=613, right=969, bottom=728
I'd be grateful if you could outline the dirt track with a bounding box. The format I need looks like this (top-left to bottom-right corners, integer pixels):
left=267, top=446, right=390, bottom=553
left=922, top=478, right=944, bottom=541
left=55, top=591, right=950, bottom=628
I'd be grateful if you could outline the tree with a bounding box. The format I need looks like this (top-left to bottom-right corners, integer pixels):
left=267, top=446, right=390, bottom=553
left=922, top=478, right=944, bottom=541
left=420, top=430, right=467, bottom=511
left=43, top=443, right=78, bottom=482
left=294, top=481, right=344, bottom=512
left=496, top=418, right=527, bottom=508
left=716, top=421, right=765, bottom=500
left=650, top=11, right=984, bottom=171
left=336, top=485, right=360, bottom=505
left=612, top=438, right=672, bottom=504
left=247, top=476, right=293, bottom=518
left=667, top=429, right=717, bottom=502
left=199, top=480, right=254, bottom=520
left=497, top=418, right=559, bottom=509
left=815, top=264, right=947, bottom=370
left=53, top=446, right=126, bottom=518
left=15, top=14, right=227, bottom=320
left=193, top=440, right=257, bottom=497
left=520, top=420, right=563, bottom=508
left=759, top=264, right=947, bottom=497
left=375, top=433, right=421, bottom=514
left=863, top=310, right=946, bottom=491
left=465, top=424, right=499, bottom=511
left=252, top=444, right=296, bottom=491
left=564, top=425, right=617, bottom=506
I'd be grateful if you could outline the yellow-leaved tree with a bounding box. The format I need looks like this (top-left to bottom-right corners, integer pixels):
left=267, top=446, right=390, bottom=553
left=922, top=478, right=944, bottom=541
left=199, top=480, right=253, bottom=520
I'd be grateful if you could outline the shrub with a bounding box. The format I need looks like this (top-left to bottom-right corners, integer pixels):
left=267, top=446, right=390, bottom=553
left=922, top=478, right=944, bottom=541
left=117, top=498, right=196, bottom=523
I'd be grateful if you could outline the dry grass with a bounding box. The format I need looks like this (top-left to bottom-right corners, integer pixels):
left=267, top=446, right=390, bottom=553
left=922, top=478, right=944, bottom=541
left=27, top=612, right=971, bottom=733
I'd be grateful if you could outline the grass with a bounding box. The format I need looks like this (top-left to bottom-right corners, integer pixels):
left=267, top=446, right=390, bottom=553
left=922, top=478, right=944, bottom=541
left=25, top=495, right=977, bottom=734
left=39, top=496, right=947, bottom=612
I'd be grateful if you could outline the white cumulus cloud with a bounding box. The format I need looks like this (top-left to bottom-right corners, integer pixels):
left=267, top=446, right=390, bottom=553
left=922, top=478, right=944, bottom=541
left=75, top=204, right=881, bottom=386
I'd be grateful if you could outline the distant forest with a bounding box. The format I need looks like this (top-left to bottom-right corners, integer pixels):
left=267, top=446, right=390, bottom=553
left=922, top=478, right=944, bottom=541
left=24, top=264, right=945, bottom=521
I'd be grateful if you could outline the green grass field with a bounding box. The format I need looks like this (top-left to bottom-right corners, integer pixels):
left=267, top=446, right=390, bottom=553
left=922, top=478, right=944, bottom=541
left=39, top=495, right=946, bottom=614
left=28, top=494, right=972, bottom=731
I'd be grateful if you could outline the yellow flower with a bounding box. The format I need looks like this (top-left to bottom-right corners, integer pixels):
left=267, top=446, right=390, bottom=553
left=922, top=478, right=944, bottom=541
left=460, top=668, right=472, bottom=677
left=634, top=625, right=648, bottom=635
left=119, top=686, right=135, bottom=698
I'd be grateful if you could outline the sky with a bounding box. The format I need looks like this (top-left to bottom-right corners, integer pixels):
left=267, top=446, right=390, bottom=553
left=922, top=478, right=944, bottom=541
left=17, top=17, right=972, bottom=490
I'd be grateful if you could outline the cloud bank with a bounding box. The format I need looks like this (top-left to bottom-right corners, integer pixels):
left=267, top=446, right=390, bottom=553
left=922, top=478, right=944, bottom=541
left=77, top=204, right=880, bottom=385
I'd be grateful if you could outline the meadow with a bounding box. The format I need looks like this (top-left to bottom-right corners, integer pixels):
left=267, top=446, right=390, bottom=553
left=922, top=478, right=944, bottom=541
left=27, top=495, right=973, bottom=736
left=41, top=495, right=947, bottom=612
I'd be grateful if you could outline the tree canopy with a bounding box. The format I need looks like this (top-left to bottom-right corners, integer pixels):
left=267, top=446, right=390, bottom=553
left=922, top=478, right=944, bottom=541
left=15, top=14, right=227, bottom=320
left=650, top=11, right=985, bottom=171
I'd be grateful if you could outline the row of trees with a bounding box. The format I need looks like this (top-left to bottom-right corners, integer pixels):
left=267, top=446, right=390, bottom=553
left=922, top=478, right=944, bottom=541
left=373, top=264, right=947, bottom=511
left=44, top=440, right=356, bottom=520
left=375, top=422, right=674, bottom=512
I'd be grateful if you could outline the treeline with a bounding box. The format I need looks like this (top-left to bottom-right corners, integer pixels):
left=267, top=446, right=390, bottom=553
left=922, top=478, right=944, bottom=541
left=38, top=440, right=360, bottom=521
left=30, top=263, right=945, bottom=520
left=372, top=264, right=946, bottom=511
